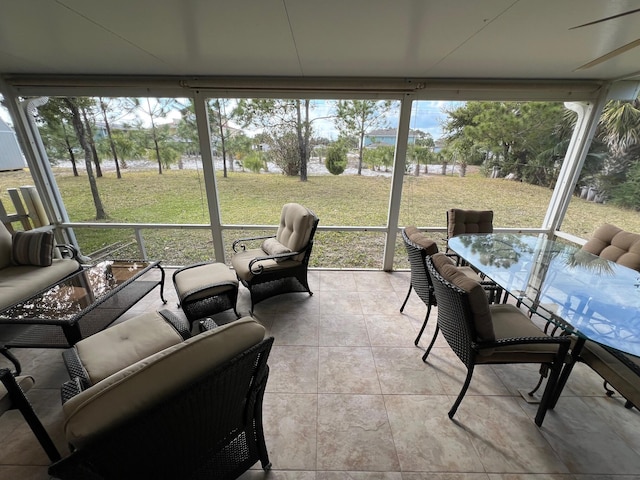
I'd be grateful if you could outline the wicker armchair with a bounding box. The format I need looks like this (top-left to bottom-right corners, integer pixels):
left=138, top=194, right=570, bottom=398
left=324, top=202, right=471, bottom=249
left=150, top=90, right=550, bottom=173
left=231, top=203, right=319, bottom=313
left=48, top=317, right=274, bottom=480
left=425, top=253, right=570, bottom=426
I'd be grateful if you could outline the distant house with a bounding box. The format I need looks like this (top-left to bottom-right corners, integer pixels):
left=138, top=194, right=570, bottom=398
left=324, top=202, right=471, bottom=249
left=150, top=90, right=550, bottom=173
left=0, top=118, right=26, bottom=171
left=363, top=128, right=425, bottom=147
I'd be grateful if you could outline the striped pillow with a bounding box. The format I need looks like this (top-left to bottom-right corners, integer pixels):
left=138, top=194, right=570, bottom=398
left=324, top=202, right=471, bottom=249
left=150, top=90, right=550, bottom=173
left=11, top=230, right=55, bottom=267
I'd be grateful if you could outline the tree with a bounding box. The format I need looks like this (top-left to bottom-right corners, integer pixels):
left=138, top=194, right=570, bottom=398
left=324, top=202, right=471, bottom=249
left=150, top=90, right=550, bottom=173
left=126, top=97, right=179, bottom=174
left=598, top=98, right=640, bottom=205
left=36, top=98, right=80, bottom=176
left=235, top=99, right=321, bottom=181
left=442, top=101, right=565, bottom=183
left=63, top=98, right=107, bottom=220
left=334, top=100, right=394, bottom=175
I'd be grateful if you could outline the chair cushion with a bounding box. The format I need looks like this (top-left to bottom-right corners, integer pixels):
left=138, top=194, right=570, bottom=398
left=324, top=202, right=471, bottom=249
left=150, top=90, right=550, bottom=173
left=431, top=253, right=495, bottom=342
left=261, top=237, right=292, bottom=262
left=275, top=203, right=316, bottom=260
left=73, top=311, right=186, bottom=385
left=63, top=317, right=266, bottom=447
left=580, top=341, right=640, bottom=407
left=404, top=226, right=439, bottom=255
left=447, top=209, right=493, bottom=239
left=11, top=230, right=54, bottom=267
left=476, top=304, right=557, bottom=363
left=582, top=223, right=640, bottom=272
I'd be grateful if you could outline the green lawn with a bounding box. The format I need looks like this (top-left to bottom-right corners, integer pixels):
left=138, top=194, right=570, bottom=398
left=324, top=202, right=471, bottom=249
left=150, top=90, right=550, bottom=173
left=2, top=167, right=639, bottom=268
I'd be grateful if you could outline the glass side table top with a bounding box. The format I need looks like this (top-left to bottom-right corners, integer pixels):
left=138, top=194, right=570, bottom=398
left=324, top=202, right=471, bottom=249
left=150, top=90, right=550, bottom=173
left=0, top=260, right=158, bottom=324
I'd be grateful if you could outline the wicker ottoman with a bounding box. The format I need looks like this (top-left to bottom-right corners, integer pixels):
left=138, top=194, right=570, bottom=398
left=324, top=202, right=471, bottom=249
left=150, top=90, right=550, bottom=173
left=172, top=262, right=239, bottom=326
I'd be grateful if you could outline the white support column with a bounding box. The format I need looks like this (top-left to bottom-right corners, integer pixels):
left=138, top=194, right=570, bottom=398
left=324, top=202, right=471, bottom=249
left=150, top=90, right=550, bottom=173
left=542, top=85, right=610, bottom=233
left=383, top=94, right=413, bottom=271
left=193, top=91, right=225, bottom=262
left=0, top=80, right=78, bottom=247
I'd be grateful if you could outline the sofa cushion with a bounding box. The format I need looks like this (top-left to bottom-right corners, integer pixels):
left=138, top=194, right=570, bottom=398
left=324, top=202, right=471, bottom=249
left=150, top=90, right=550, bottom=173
left=73, top=311, right=186, bottom=385
left=431, top=252, right=495, bottom=342
left=0, top=259, right=81, bottom=310
left=0, top=222, right=12, bottom=270
left=62, top=317, right=266, bottom=447
left=11, top=230, right=54, bottom=267
left=582, top=223, right=640, bottom=272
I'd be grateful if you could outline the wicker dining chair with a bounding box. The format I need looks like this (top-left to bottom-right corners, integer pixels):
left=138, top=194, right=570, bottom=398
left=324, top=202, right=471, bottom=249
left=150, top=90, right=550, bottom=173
left=446, top=209, right=494, bottom=261
left=401, top=227, right=504, bottom=349
left=424, top=253, right=570, bottom=426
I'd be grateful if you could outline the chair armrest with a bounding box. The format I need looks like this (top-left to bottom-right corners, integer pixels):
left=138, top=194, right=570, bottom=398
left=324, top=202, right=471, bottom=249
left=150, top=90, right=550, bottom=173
left=61, top=377, right=84, bottom=404
left=56, top=243, right=79, bottom=260
left=475, top=335, right=571, bottom=351
left=248, top=249, right=303, bottom=274
left=232, top=235, right=276, bottom=253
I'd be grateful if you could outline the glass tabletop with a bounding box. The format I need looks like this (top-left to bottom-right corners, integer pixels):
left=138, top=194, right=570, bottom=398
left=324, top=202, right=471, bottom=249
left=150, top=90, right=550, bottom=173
left=0, top=260, right=158, bottom=324
left=448, top=233, right=640, bottom=357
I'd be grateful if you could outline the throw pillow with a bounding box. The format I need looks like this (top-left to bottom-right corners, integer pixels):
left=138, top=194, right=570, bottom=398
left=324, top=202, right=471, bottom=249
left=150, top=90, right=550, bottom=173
left=12, top=230, right=55, bottom=267
left=261, top=237, right=292, bottom=262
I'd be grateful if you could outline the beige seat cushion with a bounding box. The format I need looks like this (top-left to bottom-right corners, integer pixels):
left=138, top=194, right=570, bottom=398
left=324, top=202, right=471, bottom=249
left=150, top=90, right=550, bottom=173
left=173, top=262, right=238, bottom=302
left=73, top=311, right=185, bottom=385
left=582, top=223, right=640, bottom=272
left=63, top=317, right=266, bottom=447
left=476, top=304, right=558, bottom=363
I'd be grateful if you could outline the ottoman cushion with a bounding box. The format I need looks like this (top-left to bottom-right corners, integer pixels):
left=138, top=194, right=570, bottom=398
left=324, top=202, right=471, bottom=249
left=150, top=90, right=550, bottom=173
left=174, top=262, right=238, bottom=302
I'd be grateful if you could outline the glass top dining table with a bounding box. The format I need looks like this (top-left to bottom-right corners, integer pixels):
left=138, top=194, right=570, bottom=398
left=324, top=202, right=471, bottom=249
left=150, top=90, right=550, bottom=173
left=448, top=233, right=640, bottom=357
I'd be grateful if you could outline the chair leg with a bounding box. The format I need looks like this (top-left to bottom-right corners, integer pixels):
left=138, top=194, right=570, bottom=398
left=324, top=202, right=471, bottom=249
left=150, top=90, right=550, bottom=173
left=449, top=367, right=473, bottom=419
left=535, top=360, right=563, bottom=426
left=414, top=304, right=432, bottom=346
left=400, top=284, right=412, bottom=313
left=421, top=324, right=439, bottom=362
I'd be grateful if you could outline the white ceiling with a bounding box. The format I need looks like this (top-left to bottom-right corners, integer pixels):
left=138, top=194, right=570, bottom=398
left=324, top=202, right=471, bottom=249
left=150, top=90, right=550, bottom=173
left=1, top=0, right=640, bottom=82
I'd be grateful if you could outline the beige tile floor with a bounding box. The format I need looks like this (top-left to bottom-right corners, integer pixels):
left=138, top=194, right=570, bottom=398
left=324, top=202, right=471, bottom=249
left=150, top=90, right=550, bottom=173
left=1, top=269, right=640, bottom=479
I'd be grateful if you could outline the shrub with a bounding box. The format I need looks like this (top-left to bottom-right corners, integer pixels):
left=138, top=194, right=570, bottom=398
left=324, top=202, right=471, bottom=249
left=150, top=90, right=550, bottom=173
left=242, top=153, right=264, bottom=173
left=325, top=144, right=347, bottom=175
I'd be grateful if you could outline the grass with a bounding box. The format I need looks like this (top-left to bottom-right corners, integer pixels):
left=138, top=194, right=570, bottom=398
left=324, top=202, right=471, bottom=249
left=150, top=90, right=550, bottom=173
left=2, top=166, right=640, bottom=268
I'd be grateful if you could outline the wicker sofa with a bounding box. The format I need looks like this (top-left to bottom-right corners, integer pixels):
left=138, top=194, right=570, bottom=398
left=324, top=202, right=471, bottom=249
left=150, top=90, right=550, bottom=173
left=0, top=222, right=81, bottom=311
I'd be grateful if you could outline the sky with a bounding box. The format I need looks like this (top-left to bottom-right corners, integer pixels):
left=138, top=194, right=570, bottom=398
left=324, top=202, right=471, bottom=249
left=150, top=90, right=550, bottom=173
left=0, top=96, right=458, bottom=141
